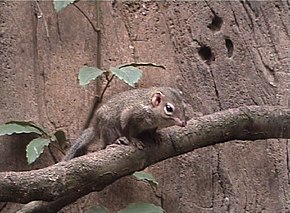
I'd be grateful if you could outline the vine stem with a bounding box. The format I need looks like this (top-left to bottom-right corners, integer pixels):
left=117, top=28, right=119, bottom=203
left=34, top=0, right=50, bottom=39
left=72, top=1, right=103, bottom=130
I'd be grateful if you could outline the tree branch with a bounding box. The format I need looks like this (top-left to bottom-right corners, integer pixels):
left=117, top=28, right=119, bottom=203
left=1, top=106, right=289, bottom=205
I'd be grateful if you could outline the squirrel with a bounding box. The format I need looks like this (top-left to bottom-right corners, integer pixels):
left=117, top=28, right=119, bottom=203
left=63, top=87, right=187, bottom=161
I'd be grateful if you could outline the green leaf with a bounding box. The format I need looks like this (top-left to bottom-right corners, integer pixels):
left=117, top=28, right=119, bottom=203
left=79, top=66, right=104, bottom=86
left=53, top=0, right=76, bottom=13
left=86, top=206, right=108, bottom=213
left=0, top=121, right=44, bottom=136
left=26, top=137, right=51, bottom=164
left=118, top=203, right=164, bottom=213
left=110, top=66, right=142, bottom=87
left=8, top=121, right=48, bottom=134
left=118, top=62, right=166, bottom=70
left=53, top=130, right=67, bottom=144
left=133, top=171, right=159, bottom=188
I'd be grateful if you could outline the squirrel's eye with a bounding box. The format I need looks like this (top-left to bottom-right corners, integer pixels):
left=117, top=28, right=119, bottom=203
left=164, top=103, right=174, bottom=115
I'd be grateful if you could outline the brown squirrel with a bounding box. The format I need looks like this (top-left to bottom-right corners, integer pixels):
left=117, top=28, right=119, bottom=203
left=63, top=87, right=187, bottom=161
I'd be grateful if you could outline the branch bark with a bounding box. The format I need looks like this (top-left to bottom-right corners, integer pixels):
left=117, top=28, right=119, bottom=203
left=1, top=106, right=289, bottom=206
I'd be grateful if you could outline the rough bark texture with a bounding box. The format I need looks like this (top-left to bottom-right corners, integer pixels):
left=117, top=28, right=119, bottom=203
left=0, top=1, right=289, bottom=213
left=0, top=106, right=289, bottom=203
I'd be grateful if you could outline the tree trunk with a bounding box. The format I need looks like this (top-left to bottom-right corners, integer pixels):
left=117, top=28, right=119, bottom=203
left=0, top=1, right=289, bottom=213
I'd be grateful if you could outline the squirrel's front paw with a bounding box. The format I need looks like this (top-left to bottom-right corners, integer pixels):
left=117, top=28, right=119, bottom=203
left=113, top=137, right=144, bottom=149
left=115, top=136, right=130, bottom=145
left=152, top=132, right=162, bottom=144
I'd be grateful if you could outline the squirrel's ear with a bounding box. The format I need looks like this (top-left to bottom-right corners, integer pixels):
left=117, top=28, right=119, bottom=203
left=151, top=91, right=164, bottom=107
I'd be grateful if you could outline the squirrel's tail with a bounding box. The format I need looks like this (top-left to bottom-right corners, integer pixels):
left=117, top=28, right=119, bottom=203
left=62, top=127, right=95, bottom=161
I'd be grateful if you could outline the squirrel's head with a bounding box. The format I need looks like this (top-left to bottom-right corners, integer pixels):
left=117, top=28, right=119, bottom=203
left=151, top=87, right=187, bottom=129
